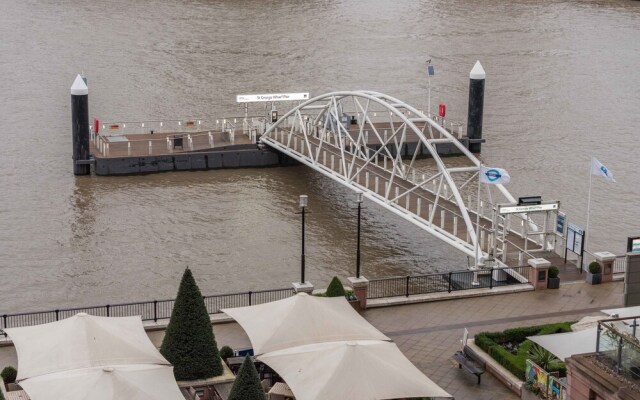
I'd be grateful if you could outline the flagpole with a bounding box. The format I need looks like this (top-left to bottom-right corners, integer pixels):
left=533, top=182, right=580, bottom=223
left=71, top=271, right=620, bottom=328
left=473, top=165, right=482, bottom=285
left=583, top=157, right=594, bottom=271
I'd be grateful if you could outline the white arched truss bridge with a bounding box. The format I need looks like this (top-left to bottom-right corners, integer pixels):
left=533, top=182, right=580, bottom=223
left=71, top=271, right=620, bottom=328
left=259, top=91, right=546, bottom=268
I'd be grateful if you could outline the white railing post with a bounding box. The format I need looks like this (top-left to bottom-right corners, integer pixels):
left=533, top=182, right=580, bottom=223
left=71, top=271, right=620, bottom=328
left=127, top=142, right=131, bottom=156
left=453, top=216, right=458, bottom=236
left=375, top=176, right=379, bottom=193
left=417, top=198, right=421, bottom=216
left=148, top=141, right=152, bottom=155
left=440, top=210, right=445, bottom=228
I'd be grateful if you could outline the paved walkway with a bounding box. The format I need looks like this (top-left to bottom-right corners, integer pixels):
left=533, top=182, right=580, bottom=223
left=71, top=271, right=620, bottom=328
left=0, top=280, right=624, bottom=399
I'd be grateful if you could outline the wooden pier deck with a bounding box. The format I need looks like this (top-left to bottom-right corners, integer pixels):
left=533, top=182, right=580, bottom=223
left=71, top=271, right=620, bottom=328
left=90, top=121, right=465, bottom=159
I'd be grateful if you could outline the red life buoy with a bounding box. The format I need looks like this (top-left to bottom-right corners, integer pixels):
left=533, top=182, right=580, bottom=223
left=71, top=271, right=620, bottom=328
left=438, top=104, right=446, bottom=118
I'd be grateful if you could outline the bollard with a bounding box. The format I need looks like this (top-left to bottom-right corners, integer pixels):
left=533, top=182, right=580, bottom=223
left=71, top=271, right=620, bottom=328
left=148, top=141, right=152, bottom=155
left=467, top=61, right=486, bottom=153
left=127, top=142, right=131, bottom=156
left=70, top=74, right=90, bottom=175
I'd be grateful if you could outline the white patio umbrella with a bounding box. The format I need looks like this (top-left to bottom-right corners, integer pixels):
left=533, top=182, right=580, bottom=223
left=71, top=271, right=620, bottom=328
left=224, top=294, right=451, bottom=399
left=5, top=313, right=183, bottom=400
left=258, top=340, right=452, bottom=400
left=20, top=365, right=184, bottom=400
left=5, top=313, right=169, bottom=381
left=222, top=292, right=390, bottom=355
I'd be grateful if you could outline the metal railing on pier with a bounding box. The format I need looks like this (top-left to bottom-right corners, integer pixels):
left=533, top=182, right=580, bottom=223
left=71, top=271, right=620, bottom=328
left=367, top=266, right=531, bottom=299
left=0, top=287, right=294, bottom=336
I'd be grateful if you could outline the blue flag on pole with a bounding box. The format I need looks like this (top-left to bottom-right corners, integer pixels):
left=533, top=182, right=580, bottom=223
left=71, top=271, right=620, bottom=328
left=479, top=166, right=511, bottom=184
left=591, top=158, right=615, bottom=183
left=427, top=65, right=435, bottom=77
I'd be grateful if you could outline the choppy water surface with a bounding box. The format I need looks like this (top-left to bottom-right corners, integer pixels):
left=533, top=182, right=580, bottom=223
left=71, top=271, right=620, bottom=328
left=0, top=0, right=639, bottom=312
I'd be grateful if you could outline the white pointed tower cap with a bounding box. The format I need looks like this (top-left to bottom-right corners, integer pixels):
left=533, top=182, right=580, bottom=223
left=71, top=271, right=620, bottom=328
left=469, top=61, right=486, bottom=80
left=70, top=74, right=88, bottom=95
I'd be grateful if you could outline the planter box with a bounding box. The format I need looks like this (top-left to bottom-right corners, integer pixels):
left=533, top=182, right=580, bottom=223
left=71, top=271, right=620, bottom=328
left=586, top=272, right=602, bottom=285
left=348, top=298, right=360, bottom=311
left=547, top=277, right=560, bottom=289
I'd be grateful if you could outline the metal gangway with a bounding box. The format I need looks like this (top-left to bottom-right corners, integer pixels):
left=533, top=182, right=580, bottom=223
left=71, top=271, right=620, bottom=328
left=258, top=91, right=559, bottom=270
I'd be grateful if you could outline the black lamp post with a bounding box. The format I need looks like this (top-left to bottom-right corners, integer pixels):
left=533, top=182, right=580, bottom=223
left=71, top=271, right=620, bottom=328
left=355, top=190, right=363, bottom=278
left=299, top=195, right=308, bottom=283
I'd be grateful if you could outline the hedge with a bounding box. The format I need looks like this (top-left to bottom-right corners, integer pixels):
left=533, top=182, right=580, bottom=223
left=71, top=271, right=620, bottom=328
left=475, top=321, right=573, bottom=380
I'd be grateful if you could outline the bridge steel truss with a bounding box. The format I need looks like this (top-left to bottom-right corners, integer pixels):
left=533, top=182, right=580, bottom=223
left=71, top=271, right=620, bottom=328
left=259, top=91, right=520, bottom=265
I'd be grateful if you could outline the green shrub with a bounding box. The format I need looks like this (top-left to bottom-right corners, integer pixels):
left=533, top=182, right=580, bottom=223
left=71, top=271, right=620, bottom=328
left=220, top=346, right=234, bottom=362
left=528, top=344, right=563, bottom=371
left=1, top=366, right=17, bottom=384
left=228, top=356, right=266, bottom=400
left=588, top=261, right=601, bottom=274
left=325, top=276, right=346, bottom=297
left=474, top=322, right=573, bottom=380
left=160, top=268, right=223, bottom=380
left=548, top=266, right=559, bottom=279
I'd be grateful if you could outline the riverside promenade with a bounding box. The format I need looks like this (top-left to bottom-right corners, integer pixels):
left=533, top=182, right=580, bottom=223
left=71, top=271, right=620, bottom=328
left=0, top=280, right=623, bottom=399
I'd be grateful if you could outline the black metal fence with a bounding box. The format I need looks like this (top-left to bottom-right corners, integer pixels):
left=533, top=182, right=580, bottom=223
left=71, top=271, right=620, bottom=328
left=367, top=266, right=531, bottom=299
left=1, top=287, right=295, bottom=334
left=0, top=267, right=532, bottom=335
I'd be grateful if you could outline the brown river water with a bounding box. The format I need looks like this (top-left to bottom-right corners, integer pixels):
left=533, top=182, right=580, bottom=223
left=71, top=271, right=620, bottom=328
left=0, top=0, right=639, bottom=313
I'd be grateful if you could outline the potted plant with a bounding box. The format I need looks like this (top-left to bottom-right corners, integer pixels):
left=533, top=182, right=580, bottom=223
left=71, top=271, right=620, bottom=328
left=587, top=261, right=602, bottom=285
left=547, top=266, right=560, bottom=289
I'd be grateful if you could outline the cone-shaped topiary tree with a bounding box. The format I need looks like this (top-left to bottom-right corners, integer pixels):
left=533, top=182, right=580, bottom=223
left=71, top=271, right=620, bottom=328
left=228, top=356, right=266, bottom=400
left=161, top=268, right=223, bottom=380
left=325, top=276, right=346, bottom=297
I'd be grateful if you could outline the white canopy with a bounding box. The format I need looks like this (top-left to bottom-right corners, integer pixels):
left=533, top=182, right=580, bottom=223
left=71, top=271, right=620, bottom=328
left=222, top=293, right=389, bottom=355
left=5, top=313, right=169, bottom=381
left=527, top=328, right=597, bottom=361
left=20, top=364, right=184, bottom=400
left=258, top=340, right=451, bottom=400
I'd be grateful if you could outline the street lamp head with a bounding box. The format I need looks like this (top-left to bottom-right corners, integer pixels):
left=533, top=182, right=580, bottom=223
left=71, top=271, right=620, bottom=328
left=299, top=195, right=308, bottom=208
left=355, top=190, right=363, bottom=203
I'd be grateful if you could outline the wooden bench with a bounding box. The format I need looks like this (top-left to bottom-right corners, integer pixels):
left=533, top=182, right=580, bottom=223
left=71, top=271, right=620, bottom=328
left=453, top=346, right=485, bottom=384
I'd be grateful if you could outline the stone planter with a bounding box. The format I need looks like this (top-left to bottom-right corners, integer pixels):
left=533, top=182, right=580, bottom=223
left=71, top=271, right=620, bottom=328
left=348, top=297, right=360, bottom=311
left=547, top=277, right=560, bottom=289
left=586, top=272, right=602, bottom=285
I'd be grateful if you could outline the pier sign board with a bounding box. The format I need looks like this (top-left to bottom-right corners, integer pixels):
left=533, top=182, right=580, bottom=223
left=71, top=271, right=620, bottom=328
left=556, top=212, right=566, bottom=236
left=236, top=92, right=310, bottom=103
left=498, top=201, right=559, bottom=214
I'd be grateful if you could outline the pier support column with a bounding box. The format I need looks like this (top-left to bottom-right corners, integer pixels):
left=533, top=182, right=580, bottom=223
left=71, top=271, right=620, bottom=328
left=528, top=258, right=551, bottom=290
left=347, top=276, right=369, bottom=310
left=71, top=74, right=90, bottom=175
left=594, top=251, right=616, bottom=283
left=292, top=281, right=314, bottom=294
left=466, top=61, right=486, bottom=153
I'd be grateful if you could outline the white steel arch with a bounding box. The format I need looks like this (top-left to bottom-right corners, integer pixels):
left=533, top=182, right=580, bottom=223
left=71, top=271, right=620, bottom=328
left=259, top=91, right=525, bottom=266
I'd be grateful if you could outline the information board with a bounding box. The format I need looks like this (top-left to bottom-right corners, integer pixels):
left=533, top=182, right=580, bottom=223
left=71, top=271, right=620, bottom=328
left=566, top=222, right=584, bottom=255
